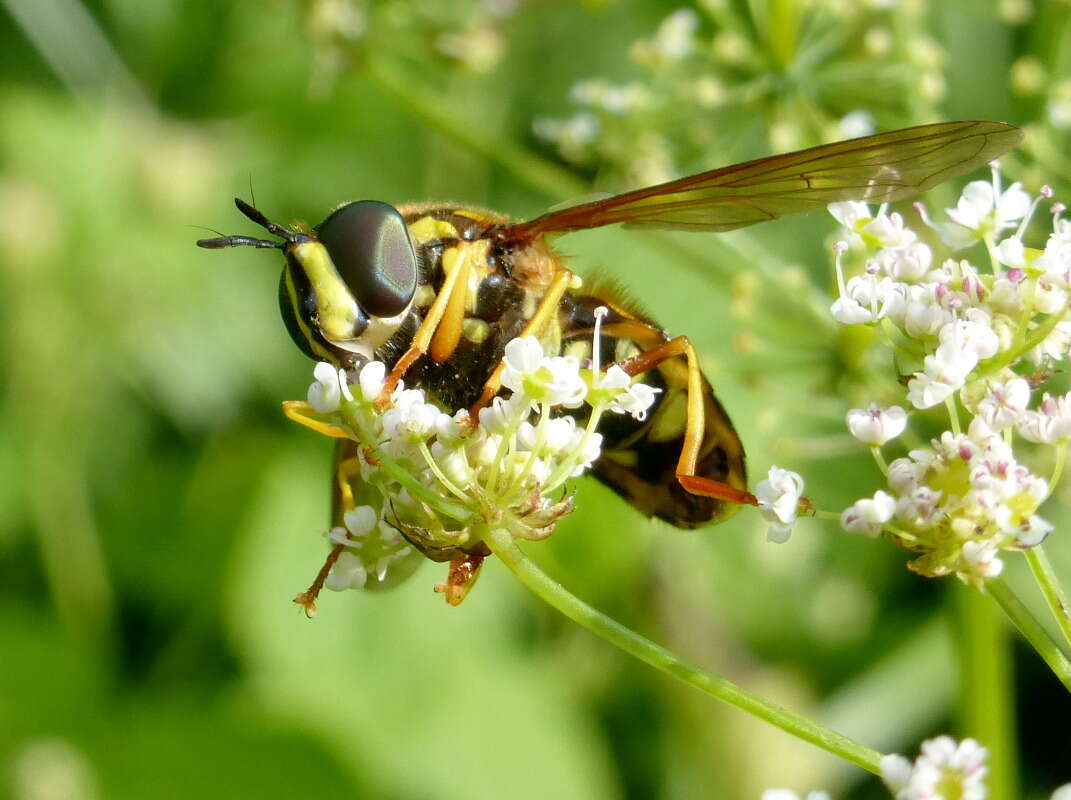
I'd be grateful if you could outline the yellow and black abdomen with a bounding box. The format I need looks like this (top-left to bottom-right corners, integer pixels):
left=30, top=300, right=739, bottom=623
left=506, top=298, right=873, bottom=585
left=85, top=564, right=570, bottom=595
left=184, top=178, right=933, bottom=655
left=560, top=292, right=747, bottom=529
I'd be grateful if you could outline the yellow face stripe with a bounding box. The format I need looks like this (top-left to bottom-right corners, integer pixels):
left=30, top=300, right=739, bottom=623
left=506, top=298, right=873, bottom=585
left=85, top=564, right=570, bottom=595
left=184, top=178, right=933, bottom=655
left=291, top=241, right=363, bottom=342
left=282, top=263, right=336, bottom=362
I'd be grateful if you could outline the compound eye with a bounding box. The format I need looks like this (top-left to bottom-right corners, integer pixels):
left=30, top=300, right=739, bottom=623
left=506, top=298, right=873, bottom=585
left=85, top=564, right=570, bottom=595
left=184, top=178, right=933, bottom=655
left=316, top=201, right=418, bottom=318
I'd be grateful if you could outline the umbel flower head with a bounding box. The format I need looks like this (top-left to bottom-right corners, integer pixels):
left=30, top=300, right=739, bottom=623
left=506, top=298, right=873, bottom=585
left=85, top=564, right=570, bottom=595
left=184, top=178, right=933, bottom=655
left=285, top=309, right=660, bottom=611
left=830, top=168, right=1068, bottom=589
left=881, top=736, right=988, bottom=800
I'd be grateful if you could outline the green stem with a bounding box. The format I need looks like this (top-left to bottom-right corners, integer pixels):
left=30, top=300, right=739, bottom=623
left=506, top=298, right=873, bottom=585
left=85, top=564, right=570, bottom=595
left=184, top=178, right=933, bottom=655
left=945, top=396, right=961, bottom=437
left=977, top=308, right=1068, bottom=377
left=484, top=526, right=884, bottom=774
left=1024, top=545, right=1071, bottom=651
left=869, top=445, right=888, bottom=476
left=1051, top=441, right=1067, bottom=490
left=951, top=584, right=1018, bottom=800
left=988, top=578, right=1071, bottom=693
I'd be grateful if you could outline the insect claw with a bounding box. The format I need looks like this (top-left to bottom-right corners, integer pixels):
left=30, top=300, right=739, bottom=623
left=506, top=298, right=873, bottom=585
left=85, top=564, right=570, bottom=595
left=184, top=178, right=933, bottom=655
left=293, top=542, right=346, bottom=618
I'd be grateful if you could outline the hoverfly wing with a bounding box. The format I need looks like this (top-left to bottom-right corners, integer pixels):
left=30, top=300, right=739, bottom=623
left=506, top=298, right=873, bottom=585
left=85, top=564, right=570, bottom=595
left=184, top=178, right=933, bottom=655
left=505, top=121, right=1022, bottom=238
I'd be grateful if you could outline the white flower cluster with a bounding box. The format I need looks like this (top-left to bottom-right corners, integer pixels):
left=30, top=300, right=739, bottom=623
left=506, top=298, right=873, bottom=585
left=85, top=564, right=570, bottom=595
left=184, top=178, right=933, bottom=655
left=831, top=172, right=1069, bottom=587
left=880, top=736, right=988, bottom=800
left=830, top=172, right=1069, bottom=410
left=845, top=418, right=1052, bottom=587
left=533, top=5, right=946, bottom=188
left=299, top=323, right=660, bottom=595
left=765, top=737, right=1071, bottom=799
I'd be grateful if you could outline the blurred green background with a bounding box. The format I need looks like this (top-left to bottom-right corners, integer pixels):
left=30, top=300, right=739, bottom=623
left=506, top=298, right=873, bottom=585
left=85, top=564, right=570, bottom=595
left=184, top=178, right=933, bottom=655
left=2, top=0, right=1070, bottom=798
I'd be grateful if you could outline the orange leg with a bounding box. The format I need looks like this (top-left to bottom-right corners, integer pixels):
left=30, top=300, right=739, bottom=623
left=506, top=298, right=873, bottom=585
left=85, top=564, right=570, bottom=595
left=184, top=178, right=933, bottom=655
left=378, top=240, right=485, bottom=405
left=615, top=335, right=757, bottom=508
left=469, top=268, right=575, bottom=417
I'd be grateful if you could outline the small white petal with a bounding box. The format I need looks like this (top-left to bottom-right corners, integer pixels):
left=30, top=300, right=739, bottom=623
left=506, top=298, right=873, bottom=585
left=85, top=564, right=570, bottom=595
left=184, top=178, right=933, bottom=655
left=879, top=753, right=913, bottom=793
left=831, top=296, right=876, bottom=324
left=308, top=361, right=342, bottom=412
left=325, top=551, right=368, bottom=591
left=343, top=506, right=379, bottom=537
left=358, top=360, right=387, bottom=401
left=846, top=404, right=908, bottom=445
left=841, top=491, right=896, bottom=536
left=828, top=200, right=871, bottom=229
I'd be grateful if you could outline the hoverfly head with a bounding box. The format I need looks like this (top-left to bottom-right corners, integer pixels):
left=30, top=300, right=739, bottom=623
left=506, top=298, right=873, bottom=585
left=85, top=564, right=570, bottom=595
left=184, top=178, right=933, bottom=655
left=200, top=198, right=419, bottom=366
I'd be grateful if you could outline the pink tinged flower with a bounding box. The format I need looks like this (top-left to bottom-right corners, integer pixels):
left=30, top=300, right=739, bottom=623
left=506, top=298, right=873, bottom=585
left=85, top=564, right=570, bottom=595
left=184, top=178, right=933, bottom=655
left=831, top=274, right=897, bottom=324
left=756, top=466, right=805, bottom=543
left=1017, top=514, right=1053, bottom=547
left=1051, top=783, right=1071, bottom=800
left=894, top=486, right=943, bottom=529
left=906, top=349, right=973, bottom=409
left=830, top=241, right=893, bottom=324
left=882, top=736, right=989, bottom=800
left=880, top=754, right=915, bottom=795
left=976, top=378, right=1031, bottom=431
left=846, top=404, right=908, bottom=445
left=308, top=361, right=343, bottom=412
left=887, top=457, right=924, bottom=494
left=1017, top=392, right=1071, bottom=443
left=841, top=491, right=896, bottom=536
left=960, top=540, right=1004, bottom=583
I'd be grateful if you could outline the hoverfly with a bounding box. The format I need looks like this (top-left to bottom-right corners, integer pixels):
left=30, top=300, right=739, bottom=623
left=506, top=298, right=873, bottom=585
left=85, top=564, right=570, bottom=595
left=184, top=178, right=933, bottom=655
left=199, top=120, right=1022, bottom=604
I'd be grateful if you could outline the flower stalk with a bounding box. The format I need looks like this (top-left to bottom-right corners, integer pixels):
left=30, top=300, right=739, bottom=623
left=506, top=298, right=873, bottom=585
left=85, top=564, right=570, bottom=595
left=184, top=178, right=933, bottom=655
left=483, top=525, right=885, bottom=774
left=1024, top=545, right=1071, bottom=652
left=988, top=578, right=1071, bottom=693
